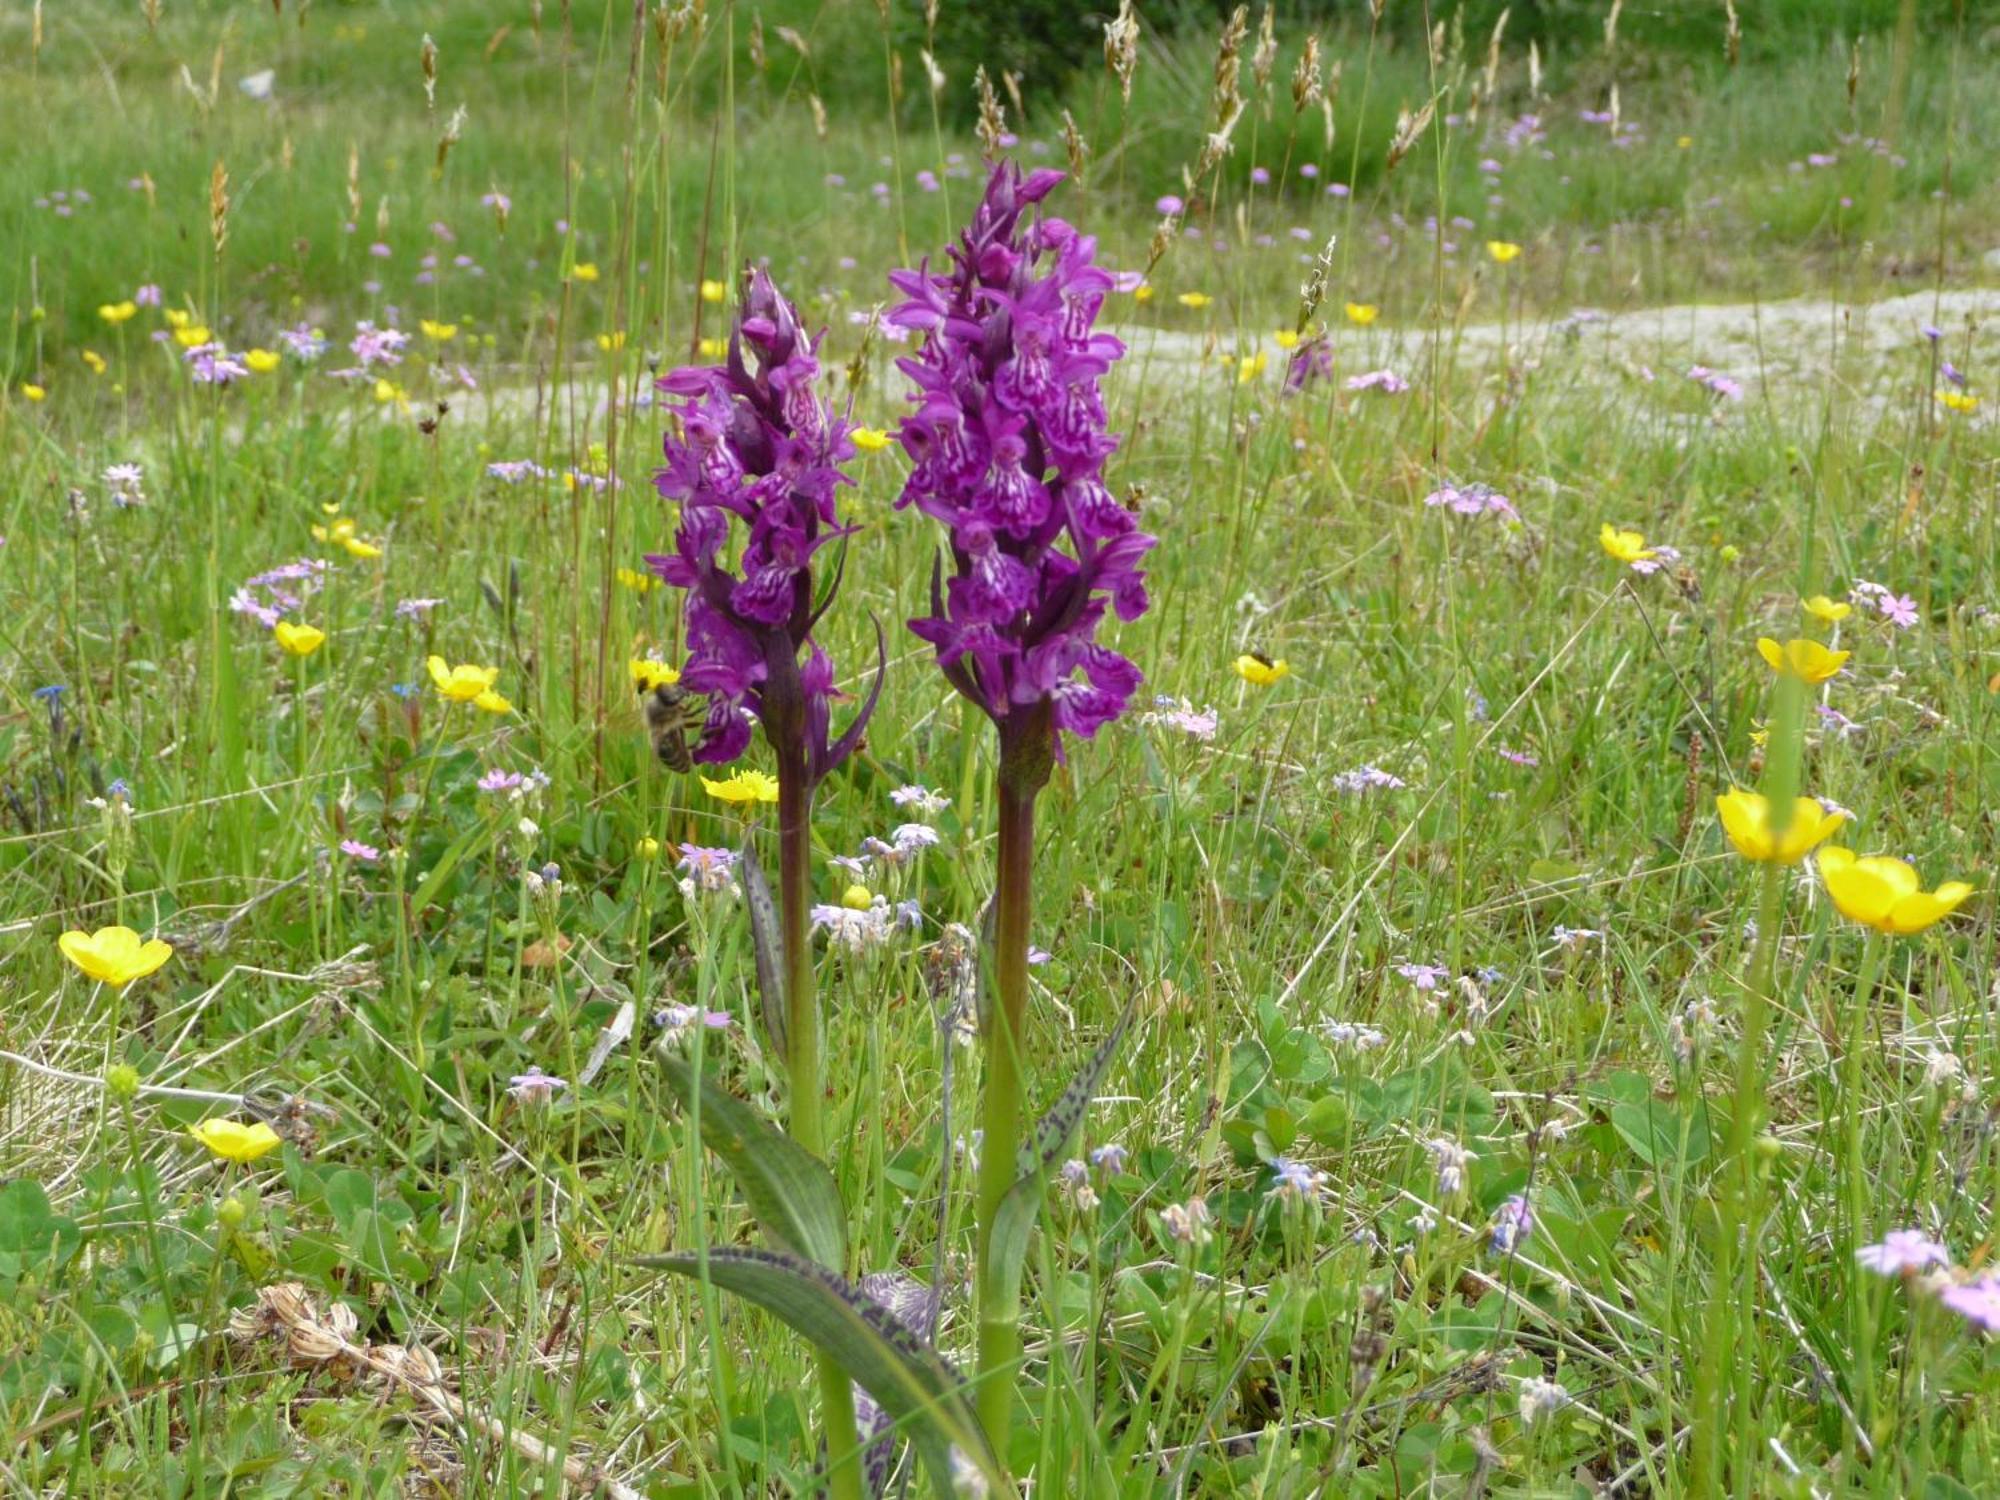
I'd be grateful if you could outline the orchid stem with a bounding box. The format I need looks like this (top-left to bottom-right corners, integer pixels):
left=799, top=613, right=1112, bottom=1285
left=976, top=766, right=1040, bottom=1462
left=775, top=756, right=864, bottom=1500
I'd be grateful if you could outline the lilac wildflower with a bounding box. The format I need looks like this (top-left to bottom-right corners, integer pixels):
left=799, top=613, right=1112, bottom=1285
left=1396, top=962, right=1451, bottom=991
left=676, top=844, right=741, bottom=895
left=1941, top=360, right=1968, bottom=389
left=339, top=839, right=381, bottom=862
left=134, top=283, right=162, bottom=308
left=1879, top=593, right=1918, bottom=629
left=890, top=784, right=950, bottom=814
left=1940, top=1277, right=2000, bottom=1333
left=1345, top=369, right=1410, bottom=394
left=656, top=1003, right=735, bottom=1042
left=1268, top=1156, right=1328, bottom=1203
left=508, top=1066, right=566, bottom=1105
left=348, top=321, right=408, bottom=368
left=1089, top=1143, right=1129, bottom=1174
left=1686, top=365, right=1743, bottom=400
left=1815, top=705, right=1861, bottom=738
left=395, top=597, right=444, bottom=621
left=487, top=458, right=551, bottom=484
left=887, top=161, right=1153, bottom=757
left=1489, top=1193, right=1533, bottom=1254
left=1430, top=1138, right=1471, bottom=1196
left=477, top=769, right=525, bottom=794
left=1137, top=695, right=1220, bottom=741
left=1322, top=1019, right=1388, bottom=1051
left=1332, top=764, right=1406, bottom=794
left=1855, top=1230, right=1951, bottom=1277
left=104, top=464, right=146, bottom=507
left=1424, top=482, right=1520, bottom=521
left=184, top=342, right=249, bottom=385
left=279, top=323, right=328, bottom=361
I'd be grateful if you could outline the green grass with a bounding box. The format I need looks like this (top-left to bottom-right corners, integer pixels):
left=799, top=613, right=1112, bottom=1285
left=3, top=1, right=1999, bottom=1496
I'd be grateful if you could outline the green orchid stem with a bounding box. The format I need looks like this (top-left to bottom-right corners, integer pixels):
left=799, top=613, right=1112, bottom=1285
left=976, top=716, right=1052, bottom=1464
left=774, top=752, right=865, bottom=1500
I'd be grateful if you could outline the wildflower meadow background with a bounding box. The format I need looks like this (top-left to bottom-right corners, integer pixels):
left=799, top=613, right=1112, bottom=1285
left=3, top=0, right=1999, bottom=1494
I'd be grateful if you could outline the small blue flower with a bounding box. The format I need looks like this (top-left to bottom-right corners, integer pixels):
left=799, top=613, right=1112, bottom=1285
left=390, top=681, right=419, bottom=699
left=32, top=684, right=66, bottom=702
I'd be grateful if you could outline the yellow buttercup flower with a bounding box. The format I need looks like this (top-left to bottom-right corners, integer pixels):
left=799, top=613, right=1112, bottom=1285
left=850, top=426, right=892, bottom=453
left=1132, top=283, right=1155, bottom=304
left=99, top=300, right=138, bottom=324
left=22, top=383, right=46, bottom=402
left=1236, top=351, right=1268, bottom=384
left=274, top=621, right=326, bottom=657
left=81, top=349, right=108, bottom=375
left=1676, top=135, right=1694, bottom=149
left=1817, top=847, right=1975, bottom=936
left=1938, top=391, right=1979, bottom=414
left=1234, top=654, right=1289, bottom=687
left=1802, top=594, right=1851, bottom=623
left=597, top=330, right=627, bottom=352
left=163, top=308, right=192, bottom=330
left=373, top=378, right=409, bottom=408
left=245, top=348, right=281, bottom=374
left=341, top=535, right=383, bottom=560
left=1345, top=302, right=1379, bottom=325
left=1274, top=329, right=1301, bottom=350
left=698, top=337, right=727, bottom=359
left=616, top=566, right=657, bottom=593
left=700, top=279, right=728, bottom=304
left=1757, top=637, right=1849, bottom=684
left=420, top=319, right=458, bottom=342
left=1715, top=789, right=1845, bottom=864
left=840, top=883, right=874, bottom=911
left=173, top=325, right=212, bottom=349
left=58, top=926, right=174, bottom=988
left=1598, top=523, right=1657, bottom=565
left=630, top=657, right=680, bottom=693
left=1486, top=240, right=1523, bottom=264
left=1177, top=291, right=1213, bottom=310
left=572, top=262, right=600, bottom=283
left=473, top=689, right=513, bottom=715
left=427, top=655, right=501, bottom=703
left=636, top=836, right=662, bottom=861
left=701, top=769, right=780, bottom=805
left=188, top=1119, right=284, bottom=1164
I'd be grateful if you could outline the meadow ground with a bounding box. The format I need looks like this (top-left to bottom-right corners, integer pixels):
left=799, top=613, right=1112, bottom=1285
left=3, top=2, right=1999, bottom=1496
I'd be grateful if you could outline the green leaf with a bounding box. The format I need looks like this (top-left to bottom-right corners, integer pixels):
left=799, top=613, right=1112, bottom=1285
left=1299, top=1093, right=1350, bottom=1144
left=409, top=816, right=492, bottom=913
left=637, top=1247, right=1007, bottom=1500
left=739, top=839, right=787, bottom=1063
left=1609, top=1098, right=1710, bottom=1169
left=657, top=1054, right=845, bottom=1270
left=0, top=1179, right=80, bottom=1285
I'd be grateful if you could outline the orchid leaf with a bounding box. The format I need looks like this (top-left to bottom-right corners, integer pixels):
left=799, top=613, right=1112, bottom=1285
left=656, top=1055, right=844, bottom=1270
left=1019, top=994, right=1139, bottom=1176
left=739, top=839, right=788, bottom=1063
left=987, top=998, right=1140, bottom=1331
left=637, top=1247, right=1007, bottom=1500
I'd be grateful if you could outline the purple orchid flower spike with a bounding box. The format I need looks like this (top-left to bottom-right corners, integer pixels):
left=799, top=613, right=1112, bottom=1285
left=887, top=158, right=1152, bottom=1464
left=646, top=266, right=884, bottom=787
left=888, top=160, right=1155, bottom=787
